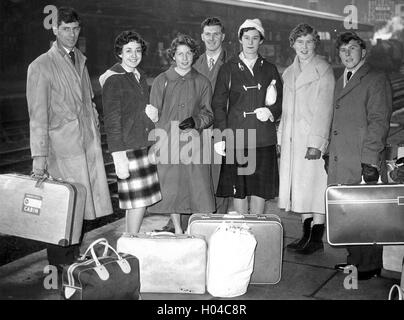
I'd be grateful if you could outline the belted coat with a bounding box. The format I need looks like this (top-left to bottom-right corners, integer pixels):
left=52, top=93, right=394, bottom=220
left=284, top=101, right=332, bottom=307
left=277, top=55, right=335, bottom=213
left=26, top=41, right=113, bottom=220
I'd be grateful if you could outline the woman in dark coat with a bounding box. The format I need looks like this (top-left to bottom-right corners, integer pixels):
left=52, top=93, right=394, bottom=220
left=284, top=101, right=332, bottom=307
left=100, top=30, right=162, bottom=233
left=211, top=19, right=283, bottom=215
left=147, top=34, right=215, bottom=234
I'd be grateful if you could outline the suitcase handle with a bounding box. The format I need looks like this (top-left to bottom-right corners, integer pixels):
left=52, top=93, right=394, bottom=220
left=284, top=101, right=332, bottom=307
left=360, top=176, right=383, bottom=185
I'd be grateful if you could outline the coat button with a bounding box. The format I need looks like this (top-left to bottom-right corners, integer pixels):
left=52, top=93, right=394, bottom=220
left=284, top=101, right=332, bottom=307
left=335, top=104, right=340, bottom=109
left=334, top=156, right=338, bottom=161
left=333, top=130, right=338, bottom=135
left=180, top=104, right=185, bottom=108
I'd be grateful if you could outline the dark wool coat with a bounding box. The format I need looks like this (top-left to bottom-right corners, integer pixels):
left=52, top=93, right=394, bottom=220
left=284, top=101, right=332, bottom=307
left=327, top=63, right=392, bottom=185
left=99, top=63, right=155, bottom=152
left=211, top=54, right=283, bottom=150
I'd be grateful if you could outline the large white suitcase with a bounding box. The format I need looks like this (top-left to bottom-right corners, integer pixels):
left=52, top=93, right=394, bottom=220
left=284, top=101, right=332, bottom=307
left=188, top=213, right=283, bottom=284
left=117, top=232, right=206, bottom=294
left=0, top=173, right=86, bottom=246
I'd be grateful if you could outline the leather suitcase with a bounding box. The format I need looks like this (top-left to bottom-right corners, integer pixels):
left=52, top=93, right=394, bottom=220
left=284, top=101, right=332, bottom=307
left=117, top=232, right=206, bottom=294
left=188, top=213, right=283, bottom=284
left=326, top=182, right=404, bottom=246
left=0, top=173, right=86, bottom=246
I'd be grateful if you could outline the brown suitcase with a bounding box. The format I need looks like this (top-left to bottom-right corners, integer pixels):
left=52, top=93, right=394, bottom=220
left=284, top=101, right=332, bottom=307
left=0, top=173, right=86, bottom=246
left=326, top=182, right=404, bottom=246
left=188, top=213, right=283, bottom=284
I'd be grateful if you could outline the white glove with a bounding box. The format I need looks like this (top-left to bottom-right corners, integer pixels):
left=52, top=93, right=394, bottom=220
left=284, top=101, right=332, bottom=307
left=265, top=79, right=277, bottom=106
left=214, top=141, right=226, bottom=156
left=254, top=107, right=274, bottom=122
left=111, top=151, right=130, bottom=179
left=145, top=104, right=159, bottom=123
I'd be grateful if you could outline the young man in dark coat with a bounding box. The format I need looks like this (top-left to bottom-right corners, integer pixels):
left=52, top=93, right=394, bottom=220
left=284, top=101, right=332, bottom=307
left=329, top=31, right=392, bottom=280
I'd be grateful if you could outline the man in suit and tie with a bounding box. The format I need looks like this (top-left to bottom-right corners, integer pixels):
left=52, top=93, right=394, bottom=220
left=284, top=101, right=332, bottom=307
left=26, top=7, right=112, bottom=270
left=194, top=17, right=230, bottom=216
left=328, top=31, right=392, bottom=280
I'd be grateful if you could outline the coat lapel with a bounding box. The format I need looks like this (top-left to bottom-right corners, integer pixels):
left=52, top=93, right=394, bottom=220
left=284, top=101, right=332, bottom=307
left=295, top=56, right=320, bottom=90
left=336, top=63, right=370, bottom=101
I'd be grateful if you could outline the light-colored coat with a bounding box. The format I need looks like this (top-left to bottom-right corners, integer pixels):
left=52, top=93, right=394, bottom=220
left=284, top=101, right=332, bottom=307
left=147, top=66, right=215, bottom=214
left=278, top=55, right=335, bottom=213
left=327, top=63, right=392, bottom=185
left=26, top=41, right=113, bottom=220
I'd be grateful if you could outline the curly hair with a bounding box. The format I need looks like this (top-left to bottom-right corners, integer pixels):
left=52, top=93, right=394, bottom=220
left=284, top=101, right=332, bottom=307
left=167, top=34, right=200, bottom=64
left=288, top=23, right=320, bottom=48
left=114, top=30, right=148, bottom=61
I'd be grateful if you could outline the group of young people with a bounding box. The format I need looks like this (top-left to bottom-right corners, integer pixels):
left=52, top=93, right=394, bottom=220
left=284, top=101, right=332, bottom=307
left=27, top=7, right=392, bottom=281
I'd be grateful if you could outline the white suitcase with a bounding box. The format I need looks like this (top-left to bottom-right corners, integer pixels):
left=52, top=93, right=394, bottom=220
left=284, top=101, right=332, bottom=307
left=117, top=232, right=206, bottom=294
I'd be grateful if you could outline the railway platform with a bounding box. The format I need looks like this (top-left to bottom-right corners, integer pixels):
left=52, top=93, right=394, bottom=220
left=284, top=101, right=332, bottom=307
left=0, top=200, right=401, bottom=301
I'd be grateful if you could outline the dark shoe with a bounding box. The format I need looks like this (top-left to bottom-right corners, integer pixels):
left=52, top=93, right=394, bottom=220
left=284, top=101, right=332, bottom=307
left=358, top=268, right=381, bottom=281
left=287, top=217, right=313, bottom=251
left=296, top=224, right=324, bottom=255
left=153, top=224, right=175, bottom=233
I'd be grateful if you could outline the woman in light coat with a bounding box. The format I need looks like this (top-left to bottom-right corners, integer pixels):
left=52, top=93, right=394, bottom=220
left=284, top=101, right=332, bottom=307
left=147, top=34, right=215, bottom=234
left=277, top=23, right=335, bottom=254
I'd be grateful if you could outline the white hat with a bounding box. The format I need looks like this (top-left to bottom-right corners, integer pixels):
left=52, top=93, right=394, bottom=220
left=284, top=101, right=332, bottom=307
left=238, top=18, right=265, bottom=39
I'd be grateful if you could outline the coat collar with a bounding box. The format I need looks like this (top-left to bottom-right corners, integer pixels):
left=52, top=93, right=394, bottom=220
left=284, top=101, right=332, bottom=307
left=50, top=41, right=87, bottom=79
left=292, top=55, right=327, bottom=89
left=165, top=65, right=199, bottom=81
left=335, top=63, right=371, bottom=101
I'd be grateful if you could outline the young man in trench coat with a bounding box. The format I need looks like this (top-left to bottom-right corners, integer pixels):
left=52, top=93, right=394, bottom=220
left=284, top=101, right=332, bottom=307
left=26, top=7, right=112, bottom=269
left=329, top=32, right=392, bottom=280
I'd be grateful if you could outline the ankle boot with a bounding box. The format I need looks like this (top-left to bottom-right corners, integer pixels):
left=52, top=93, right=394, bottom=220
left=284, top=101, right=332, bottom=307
left=297, top=224, right=324, bottom=255
left=287, top=217, right=313, bottom=251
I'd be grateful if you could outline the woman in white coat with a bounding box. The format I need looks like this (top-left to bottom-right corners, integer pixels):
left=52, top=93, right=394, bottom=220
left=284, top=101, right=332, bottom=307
left=277, top=23, right=335, bottom=254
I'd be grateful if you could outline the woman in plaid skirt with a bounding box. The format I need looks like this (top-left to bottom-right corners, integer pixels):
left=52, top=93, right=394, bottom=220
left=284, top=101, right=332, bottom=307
left=99, top=30, right=162, bottom=233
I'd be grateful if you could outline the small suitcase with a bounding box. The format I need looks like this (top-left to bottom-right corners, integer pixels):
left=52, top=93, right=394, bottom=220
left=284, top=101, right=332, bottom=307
left=326, top=182, right=404, bottom=246
left=0, top=173, right=86, bottom=246
left=117, top=232, right=206, bottom=294
left=188, top=213, right=283, bottom=284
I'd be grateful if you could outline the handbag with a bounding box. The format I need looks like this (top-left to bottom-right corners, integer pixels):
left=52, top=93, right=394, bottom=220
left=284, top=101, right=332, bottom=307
left=62, top=238, right=140, bottom=300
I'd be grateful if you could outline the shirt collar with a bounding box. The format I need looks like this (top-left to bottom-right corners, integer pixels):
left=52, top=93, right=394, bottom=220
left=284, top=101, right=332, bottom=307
left=343, top=59, right=365, bottom=87
left=239, top=52, right=258, bottom=76
left=206, top=50, right=222, bottom=65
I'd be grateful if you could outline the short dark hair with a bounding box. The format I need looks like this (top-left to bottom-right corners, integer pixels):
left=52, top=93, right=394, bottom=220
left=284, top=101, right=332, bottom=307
left=168, top=34, right=200, bottom=64
left=289, top=23, right=320, bottom=48
left=201, top=17, right=225, bottom=33
left=239, top=27, right=264, bottom=41
left=57, top=7, right=81, bottom=26
left=335, top=31, right=366, bottom=50
left=114, top=30, right=148, bottom=61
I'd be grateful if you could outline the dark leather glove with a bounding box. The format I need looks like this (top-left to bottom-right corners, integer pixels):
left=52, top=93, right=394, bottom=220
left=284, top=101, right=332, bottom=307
left=305, top=147, right=321, bottom=160
left=361, top=163, right=379, bottom=183
left=179, top=117, right=195, bottom=130
left=322, top=154, right=329, bottom=174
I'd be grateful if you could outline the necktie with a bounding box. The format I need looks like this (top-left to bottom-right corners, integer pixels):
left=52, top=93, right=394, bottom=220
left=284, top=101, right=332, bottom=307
left=347, top=71, right=352, bottom=82
left=209, top=57, right=214, bottom=71
left=69, top=50, right=75, bottom=66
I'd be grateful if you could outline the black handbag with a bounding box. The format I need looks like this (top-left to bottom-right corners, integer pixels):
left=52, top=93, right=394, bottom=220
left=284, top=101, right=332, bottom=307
left=62, top=238, right=140, bottom=300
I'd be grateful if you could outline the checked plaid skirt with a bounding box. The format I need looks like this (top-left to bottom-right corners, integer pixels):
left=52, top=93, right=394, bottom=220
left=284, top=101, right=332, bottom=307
left=117, top=147, right=162, bottom=209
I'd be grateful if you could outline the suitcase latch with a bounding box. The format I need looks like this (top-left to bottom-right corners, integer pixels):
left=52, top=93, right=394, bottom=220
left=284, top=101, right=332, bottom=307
left=398, top=197, right=404, bottom=206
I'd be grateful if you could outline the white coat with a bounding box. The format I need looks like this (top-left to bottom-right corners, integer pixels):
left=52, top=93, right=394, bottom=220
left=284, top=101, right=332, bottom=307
left=277, top=55, right=335, bottom=213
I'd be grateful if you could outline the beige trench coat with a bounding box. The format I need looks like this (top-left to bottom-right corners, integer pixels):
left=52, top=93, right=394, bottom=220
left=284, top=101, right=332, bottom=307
left=26, top=41, right=112, bottom=220
left=277, top=55, right=335, bottom=213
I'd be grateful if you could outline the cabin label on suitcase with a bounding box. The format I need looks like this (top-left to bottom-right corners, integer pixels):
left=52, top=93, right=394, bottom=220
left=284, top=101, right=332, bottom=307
left=0, top=173, right=86, bottom=246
